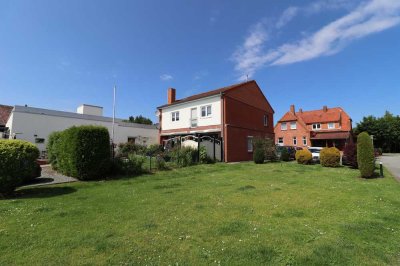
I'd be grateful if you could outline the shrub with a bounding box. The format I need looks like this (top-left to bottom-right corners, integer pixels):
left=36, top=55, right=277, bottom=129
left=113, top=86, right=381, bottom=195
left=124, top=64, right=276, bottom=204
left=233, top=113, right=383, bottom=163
left=155, top=155, right=168, bottom=170
left=117, top=142, right=147, bottom=157
left=47, top=131, right=62, bottom=169
left=343, top=142, right=358, bottom=168
left=54, top=125, right=111, bottom=180
left=280, top=148, right=290, bottom=161
left=199, top=146, right=214, bottom=164
left=0, top=139, right=41, bottom=194
left=170, top=146, right=197, bottom=167
left=320, top=147, right=341, bottom=167
left=357, top=132, right=375, bottom=178
left=295, top=149, right=312, bottom=164
left=119, top=154, right=146, bottom=175
left=264, top=138, right=277, bottom=162
left=253, top=146, right=265, bottom=164
left=146, top=144, right=163, bottom=156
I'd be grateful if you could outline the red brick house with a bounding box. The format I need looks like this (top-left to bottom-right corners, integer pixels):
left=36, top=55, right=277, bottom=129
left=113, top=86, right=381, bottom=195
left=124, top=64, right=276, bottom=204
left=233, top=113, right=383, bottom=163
left=274, top=105, right=353, bottom=150
left=157, top=80, right=275, bottom=162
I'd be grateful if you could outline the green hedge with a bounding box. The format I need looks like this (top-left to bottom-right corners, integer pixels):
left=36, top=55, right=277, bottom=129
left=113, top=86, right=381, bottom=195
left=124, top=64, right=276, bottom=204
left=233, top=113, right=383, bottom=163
left=357, top=132, right=375, bottom=178
left=50, top=126, right=111, bottom=180
left=0, top=139, right=41, bottom=194
left=320, top=147, right=341, bottom=167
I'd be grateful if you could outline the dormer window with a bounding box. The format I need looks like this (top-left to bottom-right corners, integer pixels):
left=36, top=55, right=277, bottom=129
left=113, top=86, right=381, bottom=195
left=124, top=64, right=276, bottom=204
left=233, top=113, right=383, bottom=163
left=328, top=122, right=335, bottom=129
left=281, top=122, right=287, bottom=130
left=312, top=123, right=321, bottom=130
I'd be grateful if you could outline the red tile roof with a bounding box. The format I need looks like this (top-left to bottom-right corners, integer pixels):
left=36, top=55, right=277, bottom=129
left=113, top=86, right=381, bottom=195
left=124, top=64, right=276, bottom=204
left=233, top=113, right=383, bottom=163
left=279, top=107, right=344, bottom=124
left=158, top=80, right=254, bottom=108
left=0, top=105, right=13, bottom=125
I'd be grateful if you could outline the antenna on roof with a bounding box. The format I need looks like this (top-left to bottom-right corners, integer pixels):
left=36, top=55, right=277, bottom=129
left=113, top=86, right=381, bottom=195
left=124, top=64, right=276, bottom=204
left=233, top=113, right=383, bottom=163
left=246, top=74, right=249, bottom=82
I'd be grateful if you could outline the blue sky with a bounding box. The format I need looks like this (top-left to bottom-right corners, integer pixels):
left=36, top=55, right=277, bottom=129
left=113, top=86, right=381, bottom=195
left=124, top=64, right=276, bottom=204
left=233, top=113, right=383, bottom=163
left=1, top=0, right=400, bottom=125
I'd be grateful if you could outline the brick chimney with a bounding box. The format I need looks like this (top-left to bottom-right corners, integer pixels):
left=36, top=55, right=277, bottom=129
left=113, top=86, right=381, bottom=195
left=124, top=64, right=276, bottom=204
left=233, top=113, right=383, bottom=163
left=290, top=104, right=295, bottom=114
left=323, top=105, right=328, bottom=112
left=168, top=88, right=176, bottom=104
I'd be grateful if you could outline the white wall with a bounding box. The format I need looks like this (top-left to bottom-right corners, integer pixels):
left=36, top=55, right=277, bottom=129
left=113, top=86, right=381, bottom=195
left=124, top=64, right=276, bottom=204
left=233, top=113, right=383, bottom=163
left=161, top=95, right=221, bottom=130
left=6, top=111, right=158, bottom=152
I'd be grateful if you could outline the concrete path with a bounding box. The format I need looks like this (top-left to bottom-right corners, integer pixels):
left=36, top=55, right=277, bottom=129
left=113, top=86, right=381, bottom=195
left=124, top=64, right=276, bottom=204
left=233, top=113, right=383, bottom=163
left=22, top=165, right=77, bottom=187
left=379, top=154, right=400, bottom=182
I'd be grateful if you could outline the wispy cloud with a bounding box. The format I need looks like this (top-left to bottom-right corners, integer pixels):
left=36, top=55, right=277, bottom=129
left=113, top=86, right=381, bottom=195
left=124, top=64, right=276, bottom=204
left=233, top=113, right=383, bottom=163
left=276, top=7, right=299, bottom=29
left=160, top=74, right=173, bottom=81
left=232, top=0, right=400, bottom=80
left=193, top=70, right=209, bottom=80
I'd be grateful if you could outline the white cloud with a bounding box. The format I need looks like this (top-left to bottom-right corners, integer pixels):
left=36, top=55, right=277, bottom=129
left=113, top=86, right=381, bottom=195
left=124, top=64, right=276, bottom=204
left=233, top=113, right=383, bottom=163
left=276, top=7, right=299, bottom=28
left=232, top=0, right=400, bottom=80
left=160, top=74, right=173, bottom=81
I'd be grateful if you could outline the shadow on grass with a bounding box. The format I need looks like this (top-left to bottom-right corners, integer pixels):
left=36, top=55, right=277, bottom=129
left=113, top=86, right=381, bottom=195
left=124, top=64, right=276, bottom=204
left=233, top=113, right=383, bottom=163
left=9, top=186, right=77, bottom=199
left=23, top=177, right=55, bottom=186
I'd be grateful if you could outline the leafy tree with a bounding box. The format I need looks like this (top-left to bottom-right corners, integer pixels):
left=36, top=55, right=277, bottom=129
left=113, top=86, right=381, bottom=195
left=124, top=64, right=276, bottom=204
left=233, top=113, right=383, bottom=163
left=124, top=115, right=153, bottom=125
left=355, top=111, right=400, bottom=153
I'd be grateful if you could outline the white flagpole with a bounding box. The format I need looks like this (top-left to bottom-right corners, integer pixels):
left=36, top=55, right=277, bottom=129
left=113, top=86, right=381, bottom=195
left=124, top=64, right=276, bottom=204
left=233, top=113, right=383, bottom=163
left=112, top=85, right=116, bottom=144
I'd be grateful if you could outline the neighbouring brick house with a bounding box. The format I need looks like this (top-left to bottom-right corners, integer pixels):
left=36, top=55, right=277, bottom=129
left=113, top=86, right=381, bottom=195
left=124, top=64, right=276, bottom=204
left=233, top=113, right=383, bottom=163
left=274, top=105, right=353, bottom=150
left=0, top=104, right=13, bottom=137
left=157, top=80, right=275, bottom=162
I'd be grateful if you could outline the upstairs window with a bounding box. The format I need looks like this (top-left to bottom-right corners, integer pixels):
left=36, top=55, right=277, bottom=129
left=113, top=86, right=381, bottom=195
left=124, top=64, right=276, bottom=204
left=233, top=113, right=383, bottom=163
left=312, top=123, right=321, bottom=130
left=290, top=122, right=297, bottom=129
left=201, top=105, right=212, bottom=117
left=281, top=122, right=287, bottom=130
left=171, top=111, right=180, bottom=122
left=328, top=122, right=335, bottom=129
left=264, top=115, right=268, bottom=126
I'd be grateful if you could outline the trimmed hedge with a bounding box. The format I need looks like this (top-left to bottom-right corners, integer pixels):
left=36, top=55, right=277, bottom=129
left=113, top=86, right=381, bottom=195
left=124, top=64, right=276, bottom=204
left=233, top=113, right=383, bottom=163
left=357, top=132, right=375, bottom=178
left=47, top=131, right=63, bottom=170
left=50, top=126, right=111, bottom=180
left=320, top=147, right=341, bottom=167
left=0, top=139, right=41, bottom=194
left=295, top=149, right=312, bottom=164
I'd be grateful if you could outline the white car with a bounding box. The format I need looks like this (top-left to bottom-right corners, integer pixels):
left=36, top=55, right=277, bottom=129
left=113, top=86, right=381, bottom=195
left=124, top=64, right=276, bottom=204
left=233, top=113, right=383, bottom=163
left=308, top=147, right=323, bottom=162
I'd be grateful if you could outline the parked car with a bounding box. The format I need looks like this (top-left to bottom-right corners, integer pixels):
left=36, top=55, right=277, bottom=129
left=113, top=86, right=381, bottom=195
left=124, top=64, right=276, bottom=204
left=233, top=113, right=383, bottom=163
left=308, top=147, right=323, bottom=162
left=276, top=145, right=297, bottom=160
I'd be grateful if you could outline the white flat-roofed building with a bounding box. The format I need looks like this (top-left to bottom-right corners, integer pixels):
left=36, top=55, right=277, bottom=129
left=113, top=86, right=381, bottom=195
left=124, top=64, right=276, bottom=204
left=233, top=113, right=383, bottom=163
left=5, top=104, right=158, bottom=154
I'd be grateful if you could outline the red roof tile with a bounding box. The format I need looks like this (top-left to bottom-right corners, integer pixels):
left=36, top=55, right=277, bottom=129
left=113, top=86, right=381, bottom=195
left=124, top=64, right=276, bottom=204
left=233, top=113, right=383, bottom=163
left=158, top=80, right=254, bottom=108
left=299, top=108, right=342, bottom=123
left=0, top=105, right=13, bottom=125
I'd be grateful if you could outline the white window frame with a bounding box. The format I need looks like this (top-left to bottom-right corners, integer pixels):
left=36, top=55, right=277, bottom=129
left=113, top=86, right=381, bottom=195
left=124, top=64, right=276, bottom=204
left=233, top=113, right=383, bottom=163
left=264, top=115, right=268, bottom=126
left=290, top=122, right=297, bottom=129
left=302, top=136, right=307, bottom=146
left=281, top=122, right=287, bottom=131
left=328, top=122, right=335, bottom=129
left=201, top=105, right=212, bottom=117
left=293, top=136, right=297, bottom=146
left=171, top=111, right=180, bottom=122
left=247, top=136, right=253, bottom=152
left=312, top=123, right=321, bottom=130
left=278, top=137, right=283, bottom=145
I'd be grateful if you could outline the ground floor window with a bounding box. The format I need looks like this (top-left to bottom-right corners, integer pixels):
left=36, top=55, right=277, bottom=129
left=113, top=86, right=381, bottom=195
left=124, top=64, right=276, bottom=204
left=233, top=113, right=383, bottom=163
left=278, top=137, right=283, bottom=145
left=247, top=136, right=253, bottom=152
left=128, top=137, right=136, bottom=143
left=303, top=136, right=307, bottom=146
left=293, top=137, right=297, bottom=146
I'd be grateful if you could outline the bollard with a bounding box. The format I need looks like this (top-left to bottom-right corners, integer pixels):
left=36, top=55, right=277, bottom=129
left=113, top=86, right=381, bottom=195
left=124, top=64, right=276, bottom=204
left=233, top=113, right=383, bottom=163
left=379, top=162, right=384, bottom=177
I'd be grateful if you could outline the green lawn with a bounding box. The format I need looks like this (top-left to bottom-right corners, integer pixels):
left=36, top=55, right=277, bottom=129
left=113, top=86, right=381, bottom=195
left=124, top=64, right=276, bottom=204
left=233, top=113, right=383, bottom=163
left=1, top=162, right=400, bottom=265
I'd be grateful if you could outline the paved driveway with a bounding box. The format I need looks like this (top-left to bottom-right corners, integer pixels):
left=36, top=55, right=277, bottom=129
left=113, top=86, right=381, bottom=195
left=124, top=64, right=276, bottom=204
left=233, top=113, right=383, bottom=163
left=379, top=154, right=400, bottom=182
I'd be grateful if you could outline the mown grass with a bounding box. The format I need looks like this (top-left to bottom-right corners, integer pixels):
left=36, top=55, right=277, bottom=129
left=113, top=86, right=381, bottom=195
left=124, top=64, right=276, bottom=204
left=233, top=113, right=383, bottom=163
left=1, top=162, right=400, bottom=265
